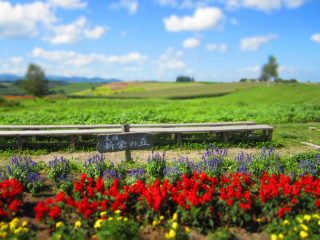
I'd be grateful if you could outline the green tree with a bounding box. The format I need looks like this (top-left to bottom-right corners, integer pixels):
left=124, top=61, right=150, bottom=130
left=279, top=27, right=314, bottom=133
left=260, top=55, right=279, bottom=81
left=22, top=64, right=49, bottom=97
left=176, top=75, right=195, bottom=82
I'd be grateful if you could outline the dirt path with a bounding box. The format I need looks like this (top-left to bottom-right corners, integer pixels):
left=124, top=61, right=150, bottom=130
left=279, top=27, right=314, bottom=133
left=13, top=145, right=315, bottom=164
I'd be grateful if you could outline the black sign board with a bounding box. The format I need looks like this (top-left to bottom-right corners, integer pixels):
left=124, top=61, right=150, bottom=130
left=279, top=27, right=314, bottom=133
left=97, top=132, right=153, bottom=153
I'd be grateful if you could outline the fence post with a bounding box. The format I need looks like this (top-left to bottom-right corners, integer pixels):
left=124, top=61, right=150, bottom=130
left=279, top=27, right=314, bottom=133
left=121, top=124, right=132, bottom=162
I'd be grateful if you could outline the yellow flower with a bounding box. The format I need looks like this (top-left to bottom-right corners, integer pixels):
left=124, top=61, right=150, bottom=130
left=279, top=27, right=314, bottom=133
left=115, top=210, right=121, bottom=215
left=100, top=211, right=107, bottom=217
left=56, top=221, right=64, bottom=228
left=14, top=227, right=23, bottom=235
left=278, top=233, right=284, bottom=239
left=108, top=217, right=114, bottom=221
left=169, top=229, right=176, bottom=238
left=318, top=220, right=320, bottom=226
left=185, top=226, right=191, bottom=233
left=117, top=216, right=123, bottom=221
left=160, top=216, right=165, bottom=221
left=9, top=218, right=19, bottom=230
left=300, top=224, right=309, bottom=232
left=21, top=227, right=29, bottom=233
left=22, top=221, right=28, bottom=227
left=304, top=215, right=311, bottom=221
left=172, top=222, right=179, bottom=230
left=152, top=220, right=160, bottom=227
left=172, top=213, right=178, bottom=222
left=0, top=232, right=8, bottom=238
left=300, top=231, right=309, bottom=239
left=312, top=214, right=320, bottom=219
left=271, top=234, right=279, bottom=240
left=282, top=220, right=290, bottom=226
left=293, top=227, right=298, bottom=232
left=0, top=223, right=8, bottom=231
left=74, top=221, right=82, bottom=229
left=256, top=218, right=263, bottom=223
left=124, top=217, right=128, bottom=222
left=296, top=216, right=303, bottom=223
left=94, top=219, right=103, bottom=229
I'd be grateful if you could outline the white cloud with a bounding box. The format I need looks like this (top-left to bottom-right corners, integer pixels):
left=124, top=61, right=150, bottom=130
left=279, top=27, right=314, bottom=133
left=206, top=43, right=229, bottom=52
left=156, top=0, right=211, bottom=8
left=110, top=0, right=139, bottom=14
left=224, top=0, right=309, bottom=11
left=164, top=7, right=224, bottom=32
left=49, top=0, right=87, bottom=9
left=0, top=1, right=56, bottom=38
left=156, top=0, right=178, bottom=7
left=183, top=38, right=201, bottom=48
left=311, top=33, right=320, bottom=43
left=240, top=34, right=278, bottom=51
left=9, top=57, right=24, bottom=64
left=158, top=48, right=186, bottom=71
left=32, top=48, right=148, bottom=66
left=48, top=17, right=107, bottom=44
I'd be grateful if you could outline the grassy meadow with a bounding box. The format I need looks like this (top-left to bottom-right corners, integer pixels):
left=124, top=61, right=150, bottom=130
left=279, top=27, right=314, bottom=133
left=0, top=82, right=319, bottom=148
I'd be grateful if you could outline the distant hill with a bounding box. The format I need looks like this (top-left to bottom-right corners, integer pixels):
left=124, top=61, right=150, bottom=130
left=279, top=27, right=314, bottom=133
left=0, top=74, right=122, bottom=83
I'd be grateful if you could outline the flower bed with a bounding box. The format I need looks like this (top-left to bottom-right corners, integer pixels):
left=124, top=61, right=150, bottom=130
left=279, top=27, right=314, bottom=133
left=0, top=147, right=319, bottom=239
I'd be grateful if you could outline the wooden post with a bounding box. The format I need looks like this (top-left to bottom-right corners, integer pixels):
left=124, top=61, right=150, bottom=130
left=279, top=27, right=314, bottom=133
left=69, top=136, right=77, bottom=150
left=17, top=137, right=25, bottom=151
left=176, top=133, right=183, bottom=145
left=223, top=132, right=229, bottom=143
left=267, top=130, right=273, bottom=142
left=121, top=124, right=132, bottom=162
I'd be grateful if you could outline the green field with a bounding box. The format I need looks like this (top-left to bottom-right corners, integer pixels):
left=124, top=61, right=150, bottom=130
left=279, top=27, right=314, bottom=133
left=73, top=81, right=258, bottom=99
left=1, top=82, right=319, bottom=147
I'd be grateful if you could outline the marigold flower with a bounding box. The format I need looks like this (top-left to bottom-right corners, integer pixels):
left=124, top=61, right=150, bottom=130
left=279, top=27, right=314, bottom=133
left=165, top=229, right=176, bottom=239
left=304, top=215, right=311, bottom=221
left=278, top=233, right=284, bottom=239
left=172, top=222, right=179, bottom=230
left=300, top=224, right=309, bottom=232
left=56, top=221, right=64, bottom=228
left=172, top=213, right=178, bottom=222
left=0, top=223, right=8, bottom=231
left=152, top=220, right=160, bottom=227
left=300, top=231, right=308, bottom=239
left=271, top=234, right=278, bottom=240
left=94, top=219, right=103, bottom=229
left=117, top=216, right=123, bottom=221
left=160, top=216, right=165, bottom=221
left=115, top=210, right=121, bottom=215
left=124, top=218, right=128, bottom=222
left=108, top=217, right=114, bottom=221
left=282, top=220, right=290, bottom=225
left=0, top=232, right=7, bottom=238
left=185, top=226, right=191, bottom=233
left=74, top=221, right=82, bottom=229
left=22, top=221, right=28, bottom=227
left=9, top=218, right=19, bottom=231
left=100, top=211, right=107, bottom=217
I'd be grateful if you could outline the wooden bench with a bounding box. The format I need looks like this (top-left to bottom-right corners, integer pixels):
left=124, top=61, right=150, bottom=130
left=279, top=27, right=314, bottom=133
left=0, top=121, right=256, bottom=130
left=0, top=122, right=273, bottom=150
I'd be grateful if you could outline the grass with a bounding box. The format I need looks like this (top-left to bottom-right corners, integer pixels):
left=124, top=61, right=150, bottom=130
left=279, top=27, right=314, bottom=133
left=51, top=82, right=102, bottom=95
left=0, top=82, right=319, bottom=150
left=73, top=81, right=256, bottom=99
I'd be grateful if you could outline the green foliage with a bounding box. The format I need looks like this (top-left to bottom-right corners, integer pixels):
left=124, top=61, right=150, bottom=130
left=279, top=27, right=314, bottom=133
left=208, top=228, right=234, bottom=240
left=266, top=214, right=320, bottom=240
left=48, top=157, right=74, bottom=193
left=96, top=218, right=140, bottom=240
left=146, top=152, right=167, bottom=181
left=22, top=64, right=49, bottom=97
left=260, top=55, right=279, bottom=81
left=176, top=75, right=195, bottom=82
left=51, top=223, right=88, bottom=240
left=7, top=157, right=47, bottom=195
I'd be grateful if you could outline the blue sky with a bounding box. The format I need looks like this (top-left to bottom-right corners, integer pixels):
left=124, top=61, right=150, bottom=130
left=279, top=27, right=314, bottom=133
left=0, top=0, right=319, bottom=82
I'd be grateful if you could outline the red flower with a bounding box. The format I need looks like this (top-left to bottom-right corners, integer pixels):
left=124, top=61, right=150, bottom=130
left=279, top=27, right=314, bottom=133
left=8, top=199, right=21, bottom=213
left=49, top=206, right=62, bottom=219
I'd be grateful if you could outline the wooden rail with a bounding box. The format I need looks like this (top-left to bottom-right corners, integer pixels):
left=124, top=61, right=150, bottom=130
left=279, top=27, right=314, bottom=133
left=0, top=122, right=273, bottom=150
left=0, top=121, right=256, bottom=130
